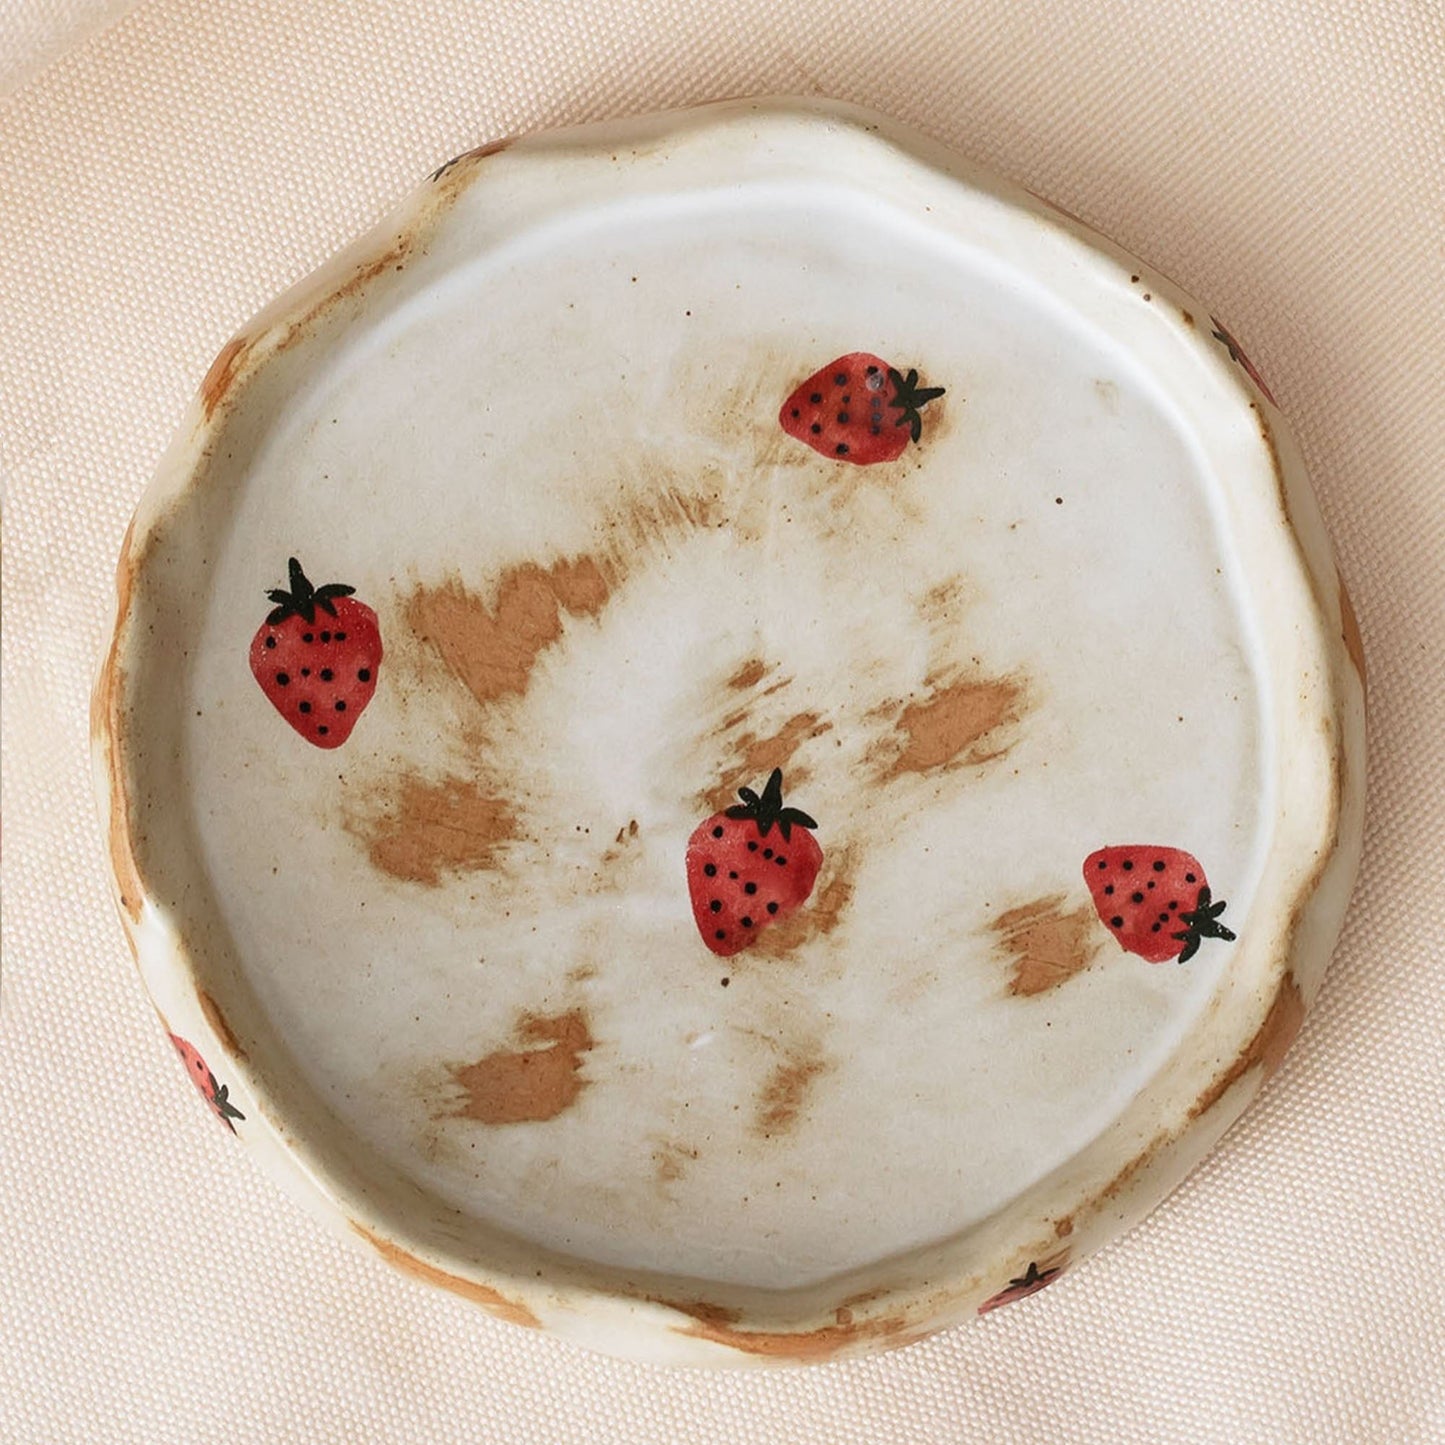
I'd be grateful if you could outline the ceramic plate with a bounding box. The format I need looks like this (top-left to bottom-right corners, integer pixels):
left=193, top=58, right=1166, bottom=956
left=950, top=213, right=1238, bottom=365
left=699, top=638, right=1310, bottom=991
left=93, top=98, right=1365, bottom=1366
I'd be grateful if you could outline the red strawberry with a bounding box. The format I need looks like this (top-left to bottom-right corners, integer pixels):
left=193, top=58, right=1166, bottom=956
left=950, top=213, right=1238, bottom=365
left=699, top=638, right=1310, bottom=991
left=686, top=769, right=822, bottom=957
left=169, top=1034, right=245, bottom=1132
left=977, top=1260, right=1061, bottom=1315
left=1083, top=845, right=1237, bottom=964
left=249, top=557, right=382, bottom=749
left=779, top=352, right=944, bottom=464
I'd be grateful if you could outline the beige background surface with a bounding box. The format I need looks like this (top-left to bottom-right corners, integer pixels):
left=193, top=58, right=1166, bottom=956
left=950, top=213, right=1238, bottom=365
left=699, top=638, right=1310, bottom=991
left=2, top=1, right=1443, bottom=1440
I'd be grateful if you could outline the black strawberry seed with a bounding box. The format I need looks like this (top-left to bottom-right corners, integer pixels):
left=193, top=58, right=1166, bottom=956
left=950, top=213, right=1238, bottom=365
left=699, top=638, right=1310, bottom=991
left=358, top=668, right=371, bottom=682
left=1122, top=860, right=1134, bottom=871
left=747, top=841, right=757, bottom=851
left=1104, top=885, right=1114, bottom=895
left=715, top=929, right=726, bottom=941
left=741, top=917, right=753, bottom=928
left=835, top=443, right=849, bottom=455
left=791, top=408, right=800, bottom=418
left=265, top=636, right=276, bottom=649
left=763, top=849, right=773, bottom=859
left=710, top=900, right=722, bottom=913
left=335, top=700, right=346, bottom=711
left=1158, top=912, right=1169, bottom=922
left=810, top=392, right=822, bottom=403
left=810, top=423, right=822, bottom=434
left=1097, top=860, right=1108, bottom=870
left=301, top=668, right=311, bottom=677
left=729, top=871, right=738, bottom=880
left=275, top=672, right=290, bottom=685
left=1147, top=881, right=1156, bottom=890
left=842, top=394, right=851, bottom=403
left=712, top=827, right=723, bottom=838
left=744, top=882, right=757, bottom=895
left=1131, top=892, right=1144, bottom=903
left=837, top=412, right=850, bottom=423
left=703, top=864, right=716, bottom=877
left=834, top=372, right=847, bottom=384
left=1110, top=916, right=1123, bottom=928
left=866, top=365, right=879, bottom=375
left=320, top=668, right=334, bottom=681
left=776, top=856, right=786, bottom=866
left=335, top=632, right=346, bottom=641
left=299, top=701, right=311, bottom=714
left=1152, top=923, right=1161, bottom=932
left=320, top=631, right=331, bottom=642
left=1185, top=872, right=1197, bottom=883
left=767, top=902, right=778, bottom=914
left=317, top=725, right=329, bottom=735
left=303, top=633, right=313, bottom=643
left=1169, top=901, right=1178, bottom=910
left=1153, top=861, right=1166, bottom=871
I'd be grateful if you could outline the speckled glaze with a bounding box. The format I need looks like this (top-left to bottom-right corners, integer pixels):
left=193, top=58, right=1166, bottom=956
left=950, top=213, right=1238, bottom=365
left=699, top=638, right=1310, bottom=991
left=92, top=98, right=1365, bottom=1366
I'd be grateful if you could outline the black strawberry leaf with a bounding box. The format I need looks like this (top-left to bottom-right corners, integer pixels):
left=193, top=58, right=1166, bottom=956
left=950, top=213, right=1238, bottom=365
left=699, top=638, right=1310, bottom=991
left=263, top=558, right=355, bottom=626
left=1172, top=885, right=1237, bottom=964
left=886, top=366, right=946, bottom=443
left=724, top=768, right=818, bottom=840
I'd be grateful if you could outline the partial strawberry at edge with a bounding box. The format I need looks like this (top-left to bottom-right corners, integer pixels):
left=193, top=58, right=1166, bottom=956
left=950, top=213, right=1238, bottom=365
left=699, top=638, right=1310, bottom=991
left=977, top=1261, right=1062, bottom=1315
left=686, top=769, right=823, bottom=958
left=249, top=557, right=382, bottom=750
left=169, top=1034, right=245, bottom=1132
left=779, top=352, right=944, bottom=464
left=1083, top=845, right=1237, bottom=964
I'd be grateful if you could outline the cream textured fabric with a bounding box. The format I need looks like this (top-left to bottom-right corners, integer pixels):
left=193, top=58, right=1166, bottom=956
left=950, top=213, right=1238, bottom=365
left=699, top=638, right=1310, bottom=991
left=2, top=0, right=1443, bottom=1439
left=0, top=0, right=137, bottom=95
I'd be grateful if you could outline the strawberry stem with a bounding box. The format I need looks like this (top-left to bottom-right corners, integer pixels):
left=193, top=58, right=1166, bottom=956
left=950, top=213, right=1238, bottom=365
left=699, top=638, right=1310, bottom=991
left=886, top=367, right=946, bottom=443
left=723, top=768, right=817, bottom=841
left=264, top=557, right=356, bottom=626
left=1171, top=886, right=1237, bottom=963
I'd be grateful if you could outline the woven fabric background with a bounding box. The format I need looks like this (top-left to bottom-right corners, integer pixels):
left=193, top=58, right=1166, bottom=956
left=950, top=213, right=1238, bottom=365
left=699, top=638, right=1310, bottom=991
left=2, top=1, right=1443, bottom=1440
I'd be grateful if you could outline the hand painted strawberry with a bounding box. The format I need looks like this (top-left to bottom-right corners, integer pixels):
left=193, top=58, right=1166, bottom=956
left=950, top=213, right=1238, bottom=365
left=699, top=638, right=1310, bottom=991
left=779, top=352, right=944, bottom=464
left=1083, top=845, right=1237, bottom=964
left=686, top=769, right=822, bottom=957
left=169, top=1034, right=245, bottom=1132
left=249, top=557, right=382, bottom=749
left=977, top=1260, right=1062, bottom=1315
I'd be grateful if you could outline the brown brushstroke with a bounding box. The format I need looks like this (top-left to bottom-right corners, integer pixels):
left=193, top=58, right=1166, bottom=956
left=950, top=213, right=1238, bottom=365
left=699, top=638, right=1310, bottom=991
left=199, top=336, right=250, bottom=419
left=406, top=556, right=610, bottom=709
left=292, top=235, right=414, bottom=338
left=707, top=712, right=831, bottom=811
left=754, top=1054, right=827, bottom=1137
left=652, top=1298, right=741, bottom=1328
left=992, top=895, right=1101, bottom=997
left=92, top=517, right=144, bottom=922
left=1340, top=578, right=1367, bottom=686
left=444, top=1010, right=593, bottom=1125
left=875, top=674, right=1026, bottom=779
left=350, top=1222, right=540, bottom=1328
left=726, top=659, right=768, bottom=691
left=353, top=774, right=517, bottom=886
left=198, top=989, right=246, bottom=1062
left=652, top=1141, right=698, bottom=1185
left=1189, top=976, right=1305, bottom=1119
left=675, top=1312, right=913, bottom=1362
